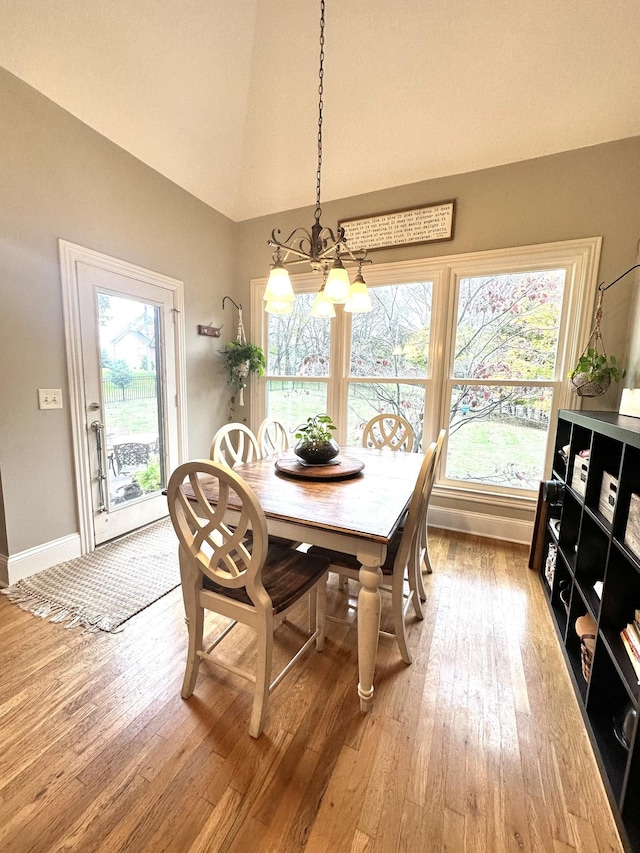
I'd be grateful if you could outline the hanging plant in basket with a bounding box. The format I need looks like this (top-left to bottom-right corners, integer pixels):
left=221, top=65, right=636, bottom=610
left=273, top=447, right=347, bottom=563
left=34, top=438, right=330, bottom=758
left=568, top=288, right=625, bottom=397
left=220, top=299, right=265, bottom=409
left=222, top=339, right=266, bottom=407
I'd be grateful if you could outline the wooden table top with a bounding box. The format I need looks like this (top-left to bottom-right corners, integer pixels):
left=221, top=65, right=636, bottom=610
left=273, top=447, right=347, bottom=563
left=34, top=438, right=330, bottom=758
left=196, top=447, right=425, bottom=545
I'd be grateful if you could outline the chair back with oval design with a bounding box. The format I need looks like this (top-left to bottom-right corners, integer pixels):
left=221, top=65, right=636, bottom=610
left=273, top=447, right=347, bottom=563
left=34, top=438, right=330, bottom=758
left=257, top=417, right=290, bottom=456
left=210, top=423, right=261, bottom=468
left=362, top=414, right=414, bottom=452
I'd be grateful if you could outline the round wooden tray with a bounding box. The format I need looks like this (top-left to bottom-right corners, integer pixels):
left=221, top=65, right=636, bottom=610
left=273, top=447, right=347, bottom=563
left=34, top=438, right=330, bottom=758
left=275, top=454, right=365, bottom=481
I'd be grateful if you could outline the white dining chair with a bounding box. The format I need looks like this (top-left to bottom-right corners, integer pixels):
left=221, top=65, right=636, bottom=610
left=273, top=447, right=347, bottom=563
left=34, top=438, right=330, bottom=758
left=257, top=417, right=290, bottom=456
left=420, top=429, right=446, bottom=575
left=167, top=459, right=330, bottom=738
left=308, top=441, right=437, bottom=664
left=210, top=423, right=261, bottom=468
left=362, top=413, right=414, bottom=452
left=411, top=429, right=446, bottom=609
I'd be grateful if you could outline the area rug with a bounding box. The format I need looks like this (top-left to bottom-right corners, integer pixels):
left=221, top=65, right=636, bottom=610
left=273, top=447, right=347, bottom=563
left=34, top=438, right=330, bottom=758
left=1, top=517, right=179, bottom=633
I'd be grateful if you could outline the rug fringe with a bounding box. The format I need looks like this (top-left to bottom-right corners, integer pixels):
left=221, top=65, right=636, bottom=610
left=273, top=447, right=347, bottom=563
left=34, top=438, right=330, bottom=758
left=1, top=518, right=178, bottom=634
left=1, top=587, right=123, bottom=634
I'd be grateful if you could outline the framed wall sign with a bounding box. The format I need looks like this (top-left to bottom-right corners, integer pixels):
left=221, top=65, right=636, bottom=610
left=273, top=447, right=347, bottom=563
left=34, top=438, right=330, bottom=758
left=339, top=200, right=456, bottom=252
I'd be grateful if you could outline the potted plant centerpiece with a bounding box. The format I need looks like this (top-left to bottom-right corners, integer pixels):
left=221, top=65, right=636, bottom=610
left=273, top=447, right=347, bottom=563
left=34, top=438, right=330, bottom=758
left=294, top=413, right=339, bottom=465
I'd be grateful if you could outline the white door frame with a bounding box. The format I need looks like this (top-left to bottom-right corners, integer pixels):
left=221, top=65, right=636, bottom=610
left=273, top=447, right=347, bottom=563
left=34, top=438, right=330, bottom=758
left=59, top=240, right=188, bottom=554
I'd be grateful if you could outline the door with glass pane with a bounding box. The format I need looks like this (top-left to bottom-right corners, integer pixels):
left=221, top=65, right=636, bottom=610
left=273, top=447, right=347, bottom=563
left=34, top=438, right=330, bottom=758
left=77, top=263, right=180, bottom=545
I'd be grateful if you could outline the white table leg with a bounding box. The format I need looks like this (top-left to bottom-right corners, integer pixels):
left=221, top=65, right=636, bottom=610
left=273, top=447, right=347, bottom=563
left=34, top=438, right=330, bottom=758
left=356, top=550, right=384, bottom=712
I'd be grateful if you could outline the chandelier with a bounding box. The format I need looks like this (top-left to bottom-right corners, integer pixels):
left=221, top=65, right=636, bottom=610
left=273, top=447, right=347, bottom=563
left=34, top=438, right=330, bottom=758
left=263, top=0, right=372, bottom=319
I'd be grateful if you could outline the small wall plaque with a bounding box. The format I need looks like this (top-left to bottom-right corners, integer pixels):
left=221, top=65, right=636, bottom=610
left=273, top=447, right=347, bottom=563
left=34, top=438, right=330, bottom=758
left=339, top=200, right=455, bottom=252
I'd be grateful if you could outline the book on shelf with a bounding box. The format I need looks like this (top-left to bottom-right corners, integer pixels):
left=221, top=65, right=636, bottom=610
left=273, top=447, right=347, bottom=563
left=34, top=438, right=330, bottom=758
left=624, top=621, right=640, bottom=657
left=620, top=629, right=640, bottom=684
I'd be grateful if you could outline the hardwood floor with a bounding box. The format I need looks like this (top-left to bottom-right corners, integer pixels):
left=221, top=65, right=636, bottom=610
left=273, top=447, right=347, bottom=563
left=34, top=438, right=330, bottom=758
left=0, top=529, right=624, bottom=852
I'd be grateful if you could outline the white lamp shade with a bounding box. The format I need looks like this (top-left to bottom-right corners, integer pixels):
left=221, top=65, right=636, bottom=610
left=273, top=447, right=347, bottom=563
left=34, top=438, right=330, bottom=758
left=344, top=279, right=372, bottom=313
left=324, top=265, right=351, bottom=303
left=265, top=299, right=293, bottom=315
left=264, top=264, right=294, bottom=302
left=310, top=289, right=336, bottom=318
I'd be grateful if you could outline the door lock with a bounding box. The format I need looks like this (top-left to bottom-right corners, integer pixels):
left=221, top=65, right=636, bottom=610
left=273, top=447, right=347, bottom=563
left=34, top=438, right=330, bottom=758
left=89, top=402, right=100, bottom=411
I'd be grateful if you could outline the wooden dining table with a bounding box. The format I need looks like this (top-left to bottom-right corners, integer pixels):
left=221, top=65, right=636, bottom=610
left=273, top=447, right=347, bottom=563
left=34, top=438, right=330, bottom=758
left=196, top=446, right=426, bottom=712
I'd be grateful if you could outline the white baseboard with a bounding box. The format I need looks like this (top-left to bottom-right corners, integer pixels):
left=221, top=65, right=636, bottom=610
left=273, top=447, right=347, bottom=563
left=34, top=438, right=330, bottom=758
left=0, top=506, right=532, bottom=589
left=429, top=505, right=533, bottom=545
left=1, top=533, right=82, bottom=587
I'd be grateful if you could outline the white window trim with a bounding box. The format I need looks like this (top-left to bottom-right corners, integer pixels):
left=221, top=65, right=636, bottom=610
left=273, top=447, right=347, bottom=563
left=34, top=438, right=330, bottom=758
left=251, top=236, right=601, bottom=515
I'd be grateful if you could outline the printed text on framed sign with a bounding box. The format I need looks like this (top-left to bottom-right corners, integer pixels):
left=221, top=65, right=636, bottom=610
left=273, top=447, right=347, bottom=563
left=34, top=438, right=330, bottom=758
left=339, top=200, right=455, bottom=252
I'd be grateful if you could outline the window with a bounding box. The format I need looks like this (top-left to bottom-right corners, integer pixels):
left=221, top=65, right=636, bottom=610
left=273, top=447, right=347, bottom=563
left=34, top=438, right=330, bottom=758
left=348, top=280, right=432, bottom=446
left=263, top=292, right=331, bottom=427
left=444, top=269, right=564, bottom=491
left=251, top=238, right=601, bottom=503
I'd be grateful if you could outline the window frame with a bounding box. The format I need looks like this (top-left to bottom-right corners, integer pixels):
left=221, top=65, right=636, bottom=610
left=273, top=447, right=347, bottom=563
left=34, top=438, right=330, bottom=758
left=251, top=236, right=602, bottom=508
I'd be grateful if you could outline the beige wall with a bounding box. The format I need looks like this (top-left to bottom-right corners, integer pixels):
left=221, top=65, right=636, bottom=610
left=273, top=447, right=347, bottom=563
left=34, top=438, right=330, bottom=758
left=0, top=68, right=241, bottom=563
left=238, top=137, right=640, bottom=407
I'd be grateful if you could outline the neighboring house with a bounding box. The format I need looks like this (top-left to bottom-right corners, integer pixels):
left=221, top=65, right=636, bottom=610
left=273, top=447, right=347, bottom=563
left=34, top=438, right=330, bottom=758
left=110, top=320, right=156, bottom=371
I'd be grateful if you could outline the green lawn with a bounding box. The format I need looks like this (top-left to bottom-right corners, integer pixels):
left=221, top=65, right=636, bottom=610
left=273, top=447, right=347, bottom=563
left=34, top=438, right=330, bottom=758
left=109, top=389, right=546, bottom=492
left=104, top=399, right=159, bottom=436
left=445, top=419, right=546, bottom=489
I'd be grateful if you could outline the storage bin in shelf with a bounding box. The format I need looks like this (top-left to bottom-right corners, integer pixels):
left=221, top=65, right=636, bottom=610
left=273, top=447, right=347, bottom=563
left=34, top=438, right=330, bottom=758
left=624, top=493, right=640, bottom=561
left=613, top=444, right=640, bottom=551
left=571, top=453, right=590, bottom=497
left=586, top=432, right=623, bottom=521
left=598, top=472, right=619, bottom=525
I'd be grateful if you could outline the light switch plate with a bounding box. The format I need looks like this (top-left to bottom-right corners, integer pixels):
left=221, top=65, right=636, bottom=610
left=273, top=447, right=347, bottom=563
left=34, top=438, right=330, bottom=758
left=38, top=388, right=63, bottom=409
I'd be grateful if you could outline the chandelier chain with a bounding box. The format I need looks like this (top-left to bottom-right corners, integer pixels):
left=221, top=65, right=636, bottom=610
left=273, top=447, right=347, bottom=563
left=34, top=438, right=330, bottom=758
left=264, top=0, right=372, bottom=319
left=315, top=0, right=325, bottom=216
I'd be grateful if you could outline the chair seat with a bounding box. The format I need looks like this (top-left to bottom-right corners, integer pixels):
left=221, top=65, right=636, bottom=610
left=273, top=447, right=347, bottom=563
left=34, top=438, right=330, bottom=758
left=308, top=532, right=401, bottom=577
left=203, top=541, right=328, bottom=613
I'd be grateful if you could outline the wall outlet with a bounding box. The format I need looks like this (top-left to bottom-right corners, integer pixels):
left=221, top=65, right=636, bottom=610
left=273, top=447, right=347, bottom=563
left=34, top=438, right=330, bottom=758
left=38, top=389, right=63, bottom=409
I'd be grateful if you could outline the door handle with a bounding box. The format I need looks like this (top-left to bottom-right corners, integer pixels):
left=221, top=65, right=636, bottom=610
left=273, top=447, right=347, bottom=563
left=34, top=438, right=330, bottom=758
left=91, top=420, right=108, bottom=513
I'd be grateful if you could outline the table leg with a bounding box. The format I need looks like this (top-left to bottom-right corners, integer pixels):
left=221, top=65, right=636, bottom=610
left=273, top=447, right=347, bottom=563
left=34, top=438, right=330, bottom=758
left=357, top=554, right=383, bottom=713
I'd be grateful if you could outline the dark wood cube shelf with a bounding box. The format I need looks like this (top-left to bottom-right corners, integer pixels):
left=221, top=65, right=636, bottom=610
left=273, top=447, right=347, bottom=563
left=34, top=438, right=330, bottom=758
left=537, top=410, right=640, bottom=852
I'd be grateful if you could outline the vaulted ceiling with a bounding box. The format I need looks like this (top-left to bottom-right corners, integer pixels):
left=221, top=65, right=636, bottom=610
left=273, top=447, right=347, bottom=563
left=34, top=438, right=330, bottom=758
left=2, top=0, right=640, bottom=222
